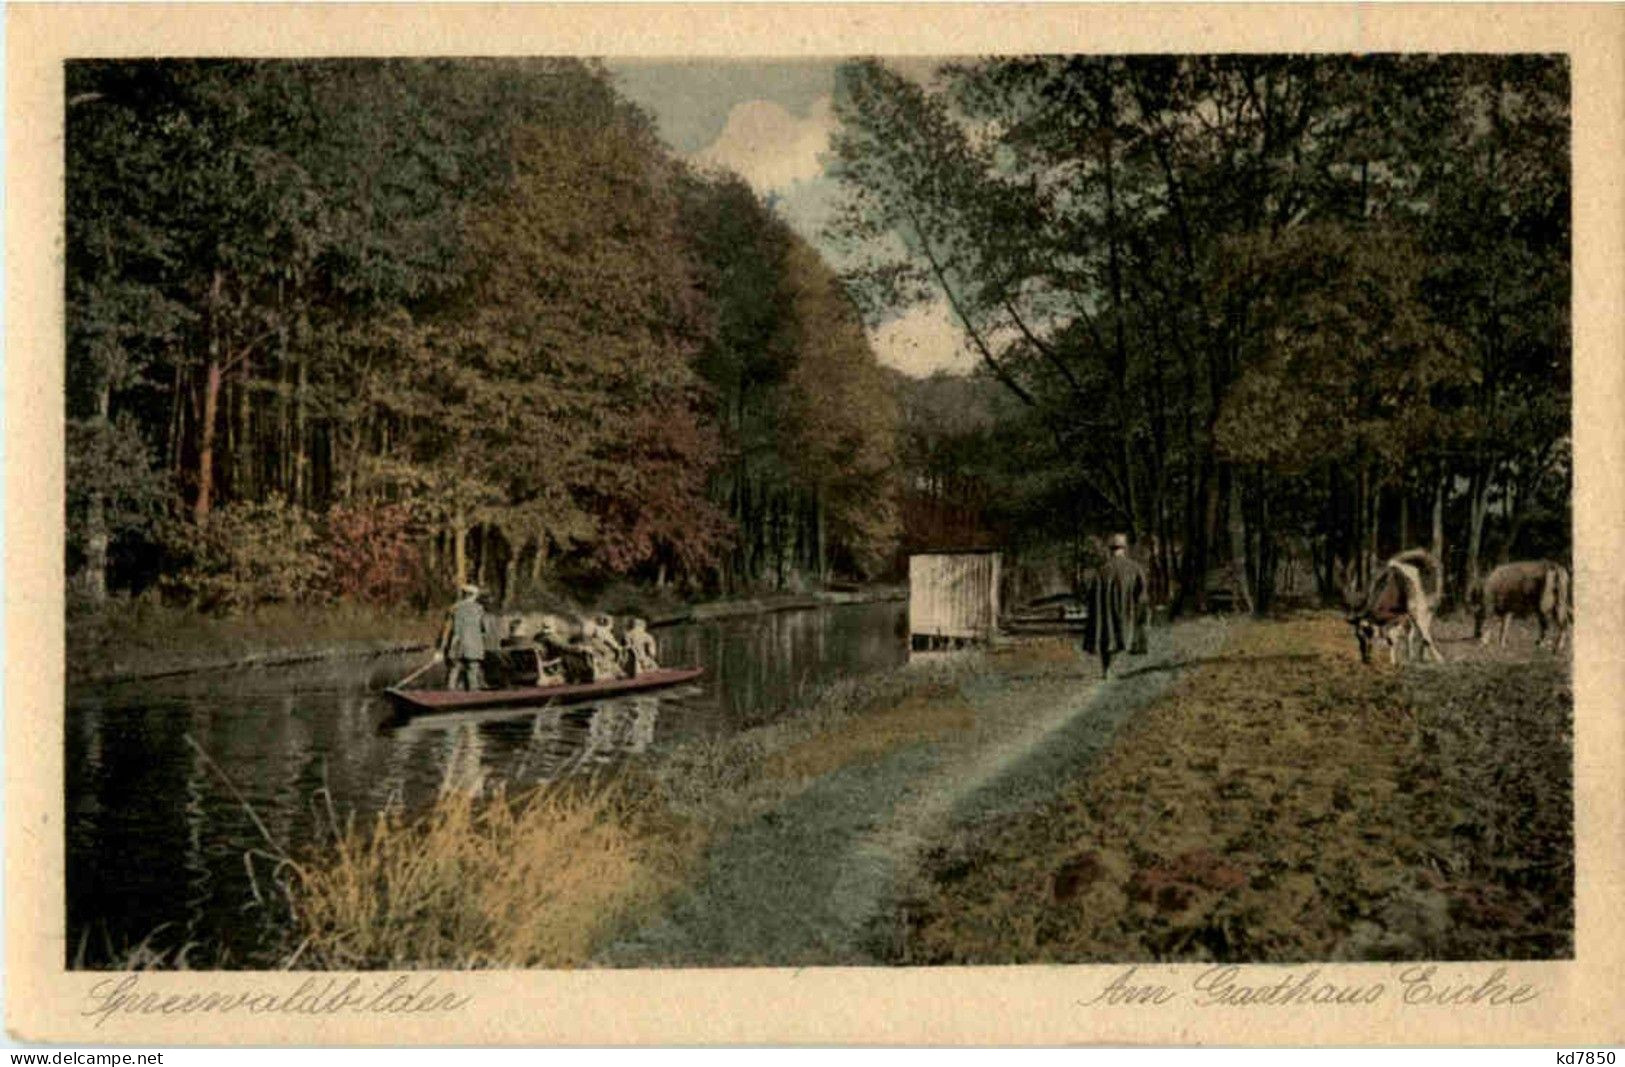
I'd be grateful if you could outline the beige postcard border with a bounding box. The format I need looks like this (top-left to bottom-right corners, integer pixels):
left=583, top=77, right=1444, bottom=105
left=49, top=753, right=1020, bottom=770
left=7, top=3, right=1623, bottom=1047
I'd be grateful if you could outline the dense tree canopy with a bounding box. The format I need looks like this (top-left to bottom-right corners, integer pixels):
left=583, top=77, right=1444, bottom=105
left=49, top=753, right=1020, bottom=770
left=68, top=55, right=1570, bottom=616
left=66, top=59, right=900, bottom=609
left=833, top=54, right=1570, bottom=610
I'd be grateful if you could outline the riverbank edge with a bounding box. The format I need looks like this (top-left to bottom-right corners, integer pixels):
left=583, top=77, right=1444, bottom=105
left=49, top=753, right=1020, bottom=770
left=277, top=640, right=987, bottom=969
left=67, top=585, right=907, bottom=687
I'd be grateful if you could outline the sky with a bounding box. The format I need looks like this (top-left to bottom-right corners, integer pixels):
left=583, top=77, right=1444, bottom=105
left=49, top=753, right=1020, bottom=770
left=605, top=58, right=976, bottom=378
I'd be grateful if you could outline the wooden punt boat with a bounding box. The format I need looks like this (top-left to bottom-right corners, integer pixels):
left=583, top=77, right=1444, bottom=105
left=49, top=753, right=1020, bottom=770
left=385, top=666, right=704, bottom=714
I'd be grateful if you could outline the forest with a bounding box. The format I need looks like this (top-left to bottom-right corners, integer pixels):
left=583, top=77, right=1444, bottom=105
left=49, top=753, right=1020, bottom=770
left=66, top=55, right=1571, bottom=619
left=66, top=58, right=898, bottom=613
left=836, top=54, right=1570, bottom=612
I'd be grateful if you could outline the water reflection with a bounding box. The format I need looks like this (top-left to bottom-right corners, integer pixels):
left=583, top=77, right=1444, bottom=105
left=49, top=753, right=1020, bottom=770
left=65, top=600, right=905, bottom=967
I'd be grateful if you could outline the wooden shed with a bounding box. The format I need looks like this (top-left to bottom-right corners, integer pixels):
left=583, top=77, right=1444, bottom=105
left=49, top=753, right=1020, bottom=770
left=908, top=550, right=1001, bottom=650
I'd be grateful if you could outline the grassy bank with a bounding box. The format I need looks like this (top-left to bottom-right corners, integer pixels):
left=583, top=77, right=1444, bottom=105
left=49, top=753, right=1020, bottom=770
left=897, top=614, right=1573, bottom=963
left=66, top=599, right=442, bottom=684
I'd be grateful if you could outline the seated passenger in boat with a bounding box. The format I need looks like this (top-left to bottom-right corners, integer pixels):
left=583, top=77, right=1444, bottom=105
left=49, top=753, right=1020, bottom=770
left=555, top=617, right=600, bottom=685
left=483, top=616, right=538, bottom=687
left=530, top=617, right=572, bottom=685
left=585, top=614, right=628, bottom=682
left=624, top=617, right=659, bottom=675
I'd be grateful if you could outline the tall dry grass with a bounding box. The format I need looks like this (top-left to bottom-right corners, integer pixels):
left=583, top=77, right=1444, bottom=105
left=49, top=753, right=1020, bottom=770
left=284, top=776, right=701, bottom=969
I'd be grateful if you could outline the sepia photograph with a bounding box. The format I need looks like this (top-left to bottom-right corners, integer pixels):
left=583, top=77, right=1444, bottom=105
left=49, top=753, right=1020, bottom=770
left=9, top=2, right=1625, bottom=1049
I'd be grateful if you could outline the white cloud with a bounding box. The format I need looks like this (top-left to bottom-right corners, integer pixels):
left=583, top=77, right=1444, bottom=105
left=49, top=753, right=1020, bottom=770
left=690, top=95, right=836, bottom=193
left=868, top=300, right=979, bottom=378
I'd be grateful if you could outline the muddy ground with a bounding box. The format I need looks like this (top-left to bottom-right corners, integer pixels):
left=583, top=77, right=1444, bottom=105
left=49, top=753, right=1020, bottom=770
left=600, top=610, right=1572, bottom=967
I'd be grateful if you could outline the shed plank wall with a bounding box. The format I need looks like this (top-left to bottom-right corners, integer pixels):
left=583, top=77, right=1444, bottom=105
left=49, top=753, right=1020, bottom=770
left=909, top=553, right=1000, bottom=639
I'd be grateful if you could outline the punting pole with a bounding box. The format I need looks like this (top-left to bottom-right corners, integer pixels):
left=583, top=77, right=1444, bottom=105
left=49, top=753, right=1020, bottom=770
left=391, top=654, right=440, bottom=690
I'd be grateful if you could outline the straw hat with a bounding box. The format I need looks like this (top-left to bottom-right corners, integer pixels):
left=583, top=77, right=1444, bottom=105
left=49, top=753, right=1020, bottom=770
left=1108, top=533, right=1129, bottom=550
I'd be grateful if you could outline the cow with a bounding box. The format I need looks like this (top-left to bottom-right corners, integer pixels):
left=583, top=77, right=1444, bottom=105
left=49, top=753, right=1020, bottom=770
left=1473, top=560, right=1571, bottom=652
left=1346, top=549, right=1445, bottom=665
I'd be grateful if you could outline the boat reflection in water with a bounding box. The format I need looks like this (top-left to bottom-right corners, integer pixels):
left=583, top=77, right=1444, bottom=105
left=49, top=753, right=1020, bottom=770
left=379, top=686, right=691, bottom=787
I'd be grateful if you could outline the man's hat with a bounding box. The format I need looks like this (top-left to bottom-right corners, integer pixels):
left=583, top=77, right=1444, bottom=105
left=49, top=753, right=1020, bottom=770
left=460, top=583, right=480, bottom=596
left=1108, top=533, right=1129, bottom=550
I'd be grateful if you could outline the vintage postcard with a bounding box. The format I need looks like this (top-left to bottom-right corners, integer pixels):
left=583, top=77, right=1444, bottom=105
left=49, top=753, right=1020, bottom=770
left=7, top=2, right=1624, bottom=1047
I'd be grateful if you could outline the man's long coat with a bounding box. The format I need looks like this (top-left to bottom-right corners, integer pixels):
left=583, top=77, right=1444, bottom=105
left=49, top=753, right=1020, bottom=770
left=1082, top=554, right=1150, bottom=655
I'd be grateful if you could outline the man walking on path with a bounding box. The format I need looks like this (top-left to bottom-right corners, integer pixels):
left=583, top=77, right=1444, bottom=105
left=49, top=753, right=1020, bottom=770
left=1082, top=533, right=1150, bottom=679
left=439, top=583, right=488, bottom=691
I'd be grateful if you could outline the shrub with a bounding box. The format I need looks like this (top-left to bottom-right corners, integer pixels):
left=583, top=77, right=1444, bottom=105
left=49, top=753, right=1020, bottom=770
left=323, top=501, right=423, bottom=605
left=168, top=496, right=328, bottom=613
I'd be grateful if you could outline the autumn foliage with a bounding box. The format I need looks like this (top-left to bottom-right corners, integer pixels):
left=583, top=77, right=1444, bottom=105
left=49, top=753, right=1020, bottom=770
left=324, top=502, right=423, bottom=605
left=65, top=59, right=900, bottom=608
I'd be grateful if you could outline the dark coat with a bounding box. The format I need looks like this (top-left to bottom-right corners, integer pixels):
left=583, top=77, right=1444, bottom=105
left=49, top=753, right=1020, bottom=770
left=1082, top=553, right=1150, bottom=655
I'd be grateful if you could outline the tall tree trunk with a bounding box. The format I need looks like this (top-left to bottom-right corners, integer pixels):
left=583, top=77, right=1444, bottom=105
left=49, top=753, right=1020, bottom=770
left=235, top=355, right=253, bottom=502
left=275, top=281, right=289, bottom=497
left=1466, top=466, right=1491, bottom=597
left=1097, top=69, right=1140, bottom=540
left=1431, top=474, right=1447, bottom=604
left=477, top=525, right=494, bottom=591
left=1502, top=474, right=1527, bottom=564
left=1354, top=462, right=1369, bottom=591
left=815, top=489, right=828, bottom=585
left=195, top=269, right=226, bottom=525
left=1239, top=474, right=1256, bottom=612
left=1322, top=465, right=1340, bottom=601
left=195, top=358, right=223, bottom=525
left=1226, top=468, right=1245, bottom=567
left=530, top=536, right=546, bottom=585
left=164, top=361, right=184, bottom=480
left=293, top=357, right=308, bottom=508
left=1256, top=487, right=1269, bottom=612
left=277, top=350, right=290, bottom=496
left=77, top=384, right=114, bottom=603
left=1187, top=453, right=1218, bottom=613
left=1368, top=480, right=1381, bottom=576
left=452, top=518, right=468, bottom=585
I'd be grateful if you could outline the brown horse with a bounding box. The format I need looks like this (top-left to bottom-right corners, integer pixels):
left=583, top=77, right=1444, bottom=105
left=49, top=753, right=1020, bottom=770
left=1473, top=560, right=1571, bottom=651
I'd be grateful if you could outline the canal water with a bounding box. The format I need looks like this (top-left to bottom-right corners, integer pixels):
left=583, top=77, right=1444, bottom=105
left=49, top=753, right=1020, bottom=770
left=64, top=599, right=907, bottom=968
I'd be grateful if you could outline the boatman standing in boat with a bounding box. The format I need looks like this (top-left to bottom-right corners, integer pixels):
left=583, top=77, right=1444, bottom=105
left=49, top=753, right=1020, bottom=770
left=1081, top=533, right=1150, bottom=680
left=438, top=583, right=487, bottom=691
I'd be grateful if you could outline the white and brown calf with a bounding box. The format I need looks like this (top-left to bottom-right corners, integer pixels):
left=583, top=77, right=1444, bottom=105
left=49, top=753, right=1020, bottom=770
left=1347, top=556, right=1445, bottom=665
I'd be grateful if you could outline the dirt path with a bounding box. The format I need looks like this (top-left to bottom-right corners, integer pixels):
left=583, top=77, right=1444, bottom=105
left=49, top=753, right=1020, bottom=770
left=600, top=618, right=1233, bottom=966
